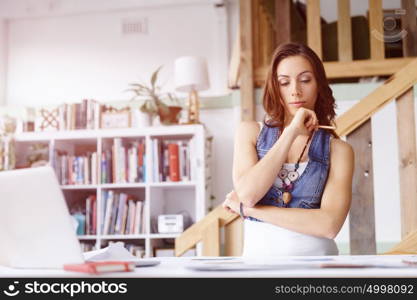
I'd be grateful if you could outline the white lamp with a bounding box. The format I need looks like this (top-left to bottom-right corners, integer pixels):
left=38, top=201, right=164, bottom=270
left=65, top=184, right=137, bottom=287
left=174, top=56, right=210, bottom=124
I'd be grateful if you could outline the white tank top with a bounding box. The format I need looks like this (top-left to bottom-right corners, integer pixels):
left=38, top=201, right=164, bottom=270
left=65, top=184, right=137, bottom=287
left=242, top=122, right=339, bottom=257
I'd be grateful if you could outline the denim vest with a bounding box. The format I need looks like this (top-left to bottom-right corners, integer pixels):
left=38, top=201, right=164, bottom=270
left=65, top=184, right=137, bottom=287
left=247, top=126, right=331, bottom=222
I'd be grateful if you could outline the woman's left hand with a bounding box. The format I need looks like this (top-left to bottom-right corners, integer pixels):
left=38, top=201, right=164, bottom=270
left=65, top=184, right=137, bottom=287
left=222, top=190, right=240, bottom=214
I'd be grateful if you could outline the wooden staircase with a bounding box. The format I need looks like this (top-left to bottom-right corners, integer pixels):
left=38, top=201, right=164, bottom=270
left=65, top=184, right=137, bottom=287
left=175, top=0, right=417, bottom=257
left=175, top=58, right=417, bottom=256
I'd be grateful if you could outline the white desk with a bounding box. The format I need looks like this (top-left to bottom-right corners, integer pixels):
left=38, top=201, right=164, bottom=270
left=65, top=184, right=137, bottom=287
left=1, top=255, right=417, bottom=278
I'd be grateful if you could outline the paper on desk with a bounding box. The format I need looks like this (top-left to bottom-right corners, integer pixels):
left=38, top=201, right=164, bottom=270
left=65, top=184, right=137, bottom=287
left=321, top=255, right=417, bottom=268
left=83, top=242, right=140, bottom=263
left=191, top=256, right=240, bottom=261
left=185, top=255, right=417, bottom=271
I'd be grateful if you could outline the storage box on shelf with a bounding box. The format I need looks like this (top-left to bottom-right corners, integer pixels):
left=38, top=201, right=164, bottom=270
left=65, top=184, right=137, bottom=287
left=13, top=124, right=208, bottom=257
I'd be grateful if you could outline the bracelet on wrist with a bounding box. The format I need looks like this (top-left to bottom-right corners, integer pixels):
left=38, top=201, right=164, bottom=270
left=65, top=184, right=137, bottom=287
left=239, top=202, right=245, bottom=219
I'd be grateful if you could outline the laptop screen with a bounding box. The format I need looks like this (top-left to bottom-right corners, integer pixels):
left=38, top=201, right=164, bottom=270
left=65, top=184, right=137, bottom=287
left=0, top=166, right=84, bottom=269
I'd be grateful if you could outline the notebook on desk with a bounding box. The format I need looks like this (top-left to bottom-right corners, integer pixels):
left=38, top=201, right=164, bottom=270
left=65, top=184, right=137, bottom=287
left=0, top=166, right=159, bottom=269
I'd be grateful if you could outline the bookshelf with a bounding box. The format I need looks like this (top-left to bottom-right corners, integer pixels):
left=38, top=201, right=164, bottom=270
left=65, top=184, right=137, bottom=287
left=12, top=124, right=209, bottom=257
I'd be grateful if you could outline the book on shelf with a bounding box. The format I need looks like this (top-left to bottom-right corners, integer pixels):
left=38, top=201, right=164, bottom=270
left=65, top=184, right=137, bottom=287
left=101, top=191, right=144, bottom=235
left=91, top=152, right=97, bottom=184
left=85, top=196, right=91, bottom=235
left=79, top=242, right=95, bottom=252
left=0, top=136, right=15, bottom=171
left=152, top=139, right=159, bottom=182
left=101, top=149, right=113, bottom=184
left=179, top=141, right=190, bottom=181
left=134, top=200, right=143, bottom=235
left=64, top=261, right=135, bottom=274
left=109, top=193, right=119, bottom=234
left=125, top=244, right=145, bottom=258
left=152, top=138, right=191, bottom=183
left=115, top=193, right=127, bottom=234
left=121, top=198, right=129, bottom=235
left=101, top=139, right=146, bottom=184
left=92, top=197, right=97, bottom=234
left=102, top=190, right=114, bottom=235
left=85, top=195, right=97, bottom=235
left=101, top=190, right=107, bottom=234
left=53, top=150, right=97, bottom=185
left=127, top=200, right=135, bottom=234
left=168, top=142, right=179, bottom=181
left=70, top=194, right=97, bottom=236
left=58, top=99, right=101, bottom=131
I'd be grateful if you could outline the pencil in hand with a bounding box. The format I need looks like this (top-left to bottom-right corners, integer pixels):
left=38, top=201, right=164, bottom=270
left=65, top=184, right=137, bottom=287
left=317, top=125, right=336, bottom=130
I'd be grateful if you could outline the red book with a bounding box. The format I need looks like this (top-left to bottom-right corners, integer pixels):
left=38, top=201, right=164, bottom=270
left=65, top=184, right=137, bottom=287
left=168, top=143, right=180, bottom=181
left=138, top=142, right=144, bottom=167
left=64, top=261, right=135, bottom=274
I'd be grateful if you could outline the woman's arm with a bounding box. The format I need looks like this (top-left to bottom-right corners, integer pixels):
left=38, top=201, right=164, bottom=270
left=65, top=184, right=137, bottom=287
left=227, top=138, right=354, bottom=239
left=233, top=109, right=318, bottom=207
left=232, top=121, right=297, bottom=207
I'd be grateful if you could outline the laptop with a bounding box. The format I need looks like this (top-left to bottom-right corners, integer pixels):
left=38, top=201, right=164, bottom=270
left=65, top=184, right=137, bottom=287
left=0, top=166, right=159, bottom=269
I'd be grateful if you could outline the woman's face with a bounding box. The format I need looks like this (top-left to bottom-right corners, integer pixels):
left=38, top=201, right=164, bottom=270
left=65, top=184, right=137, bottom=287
left=276, top=55, right=318, bottom=116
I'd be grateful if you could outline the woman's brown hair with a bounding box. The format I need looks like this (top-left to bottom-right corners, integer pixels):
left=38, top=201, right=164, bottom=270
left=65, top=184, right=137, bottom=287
left=262, top=43, right=338, bottom=137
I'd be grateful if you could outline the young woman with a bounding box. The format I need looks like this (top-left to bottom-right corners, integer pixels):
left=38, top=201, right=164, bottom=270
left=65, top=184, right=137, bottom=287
left=222, top=43, right=354, bottom=256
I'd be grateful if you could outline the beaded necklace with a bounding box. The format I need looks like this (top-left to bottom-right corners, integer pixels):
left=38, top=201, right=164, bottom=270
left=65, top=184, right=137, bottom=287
left=278, top=131, right=314, bottom=205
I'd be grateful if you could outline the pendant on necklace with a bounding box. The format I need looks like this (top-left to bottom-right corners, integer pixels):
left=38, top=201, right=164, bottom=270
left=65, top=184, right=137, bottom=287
left=283, top=191, right=292, bottom=204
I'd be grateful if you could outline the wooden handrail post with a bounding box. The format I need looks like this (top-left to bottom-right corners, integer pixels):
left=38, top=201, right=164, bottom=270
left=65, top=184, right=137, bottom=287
left=401, top=0, right=417, bottom=57
left=347, top=120, right=376, bottom=254
left=368, top=0, right=385, bottom=60
left=396, top=87, right=417, bottom=238
left=240, top=0, right=255, bottom=121
left=306, top=0, right=322, bottom=59
left=225, top=217, right=243, bottom=256
left=337, top=0, right=352, bottom=61
left=397, top=0, right=417, bottom=240
left=228, top=28, right=241, bottom=89
left=202, top=219, right=220, bottom=256
left=274, top=0, right=292, bottom=46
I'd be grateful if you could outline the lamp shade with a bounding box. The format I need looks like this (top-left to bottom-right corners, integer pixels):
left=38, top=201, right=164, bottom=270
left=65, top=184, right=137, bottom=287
left=174, top=56, right=209, bottom=92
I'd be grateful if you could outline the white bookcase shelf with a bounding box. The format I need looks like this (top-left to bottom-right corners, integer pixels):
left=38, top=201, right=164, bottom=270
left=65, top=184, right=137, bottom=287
left=61, top=185, right=98, bottom=190
left=100, top=183, right=147, bottom=189
left=13, top=124, right=208, bottom=257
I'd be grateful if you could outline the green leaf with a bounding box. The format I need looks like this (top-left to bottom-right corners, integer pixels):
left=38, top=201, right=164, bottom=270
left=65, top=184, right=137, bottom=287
left=150, top=65, right=163, bottom=88
left=129, top=83, right=148, bottom=90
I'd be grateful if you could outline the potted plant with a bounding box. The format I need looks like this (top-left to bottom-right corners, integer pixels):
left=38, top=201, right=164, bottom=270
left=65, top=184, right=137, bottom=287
left=126, top=66, right=182, bottom=126
left=158, top=92, right=182, bottom=125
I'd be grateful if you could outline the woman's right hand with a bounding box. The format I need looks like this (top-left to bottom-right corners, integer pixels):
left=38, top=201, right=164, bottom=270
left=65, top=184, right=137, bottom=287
left=287, top=108, right=318, bottom=136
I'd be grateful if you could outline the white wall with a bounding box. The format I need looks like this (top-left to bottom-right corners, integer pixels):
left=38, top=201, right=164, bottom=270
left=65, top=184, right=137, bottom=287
left=5, top=0, right=229, bottom=106
left=0, top=19, right=7, bottom=105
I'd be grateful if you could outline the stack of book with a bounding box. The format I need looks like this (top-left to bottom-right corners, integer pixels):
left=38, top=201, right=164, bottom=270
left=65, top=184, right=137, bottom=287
left=101, top=139, right=146, bottom=184
left=53, top=150, right=98, bottom=185
left=125, top=244, right=145, bottom=258
left=0, top=136, right=14, bottom=171
left=71, top=194, right=97, bottom=235
left=152, top=139, right=191, bottom=182
left=58, top=99, right=101, bottom=131
left=101, top=191, right=144, bottom=235
left=79, top=242, right=95, bottom=252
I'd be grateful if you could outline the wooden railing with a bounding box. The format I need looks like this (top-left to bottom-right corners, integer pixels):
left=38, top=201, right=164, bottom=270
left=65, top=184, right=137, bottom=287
left=230, top=0, right=417, bottom=119
left=175, top=0, right=417, bottom=256
left=176, top=57, right=417, bottom=257
left=175, top=206, right=240, bottom=257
